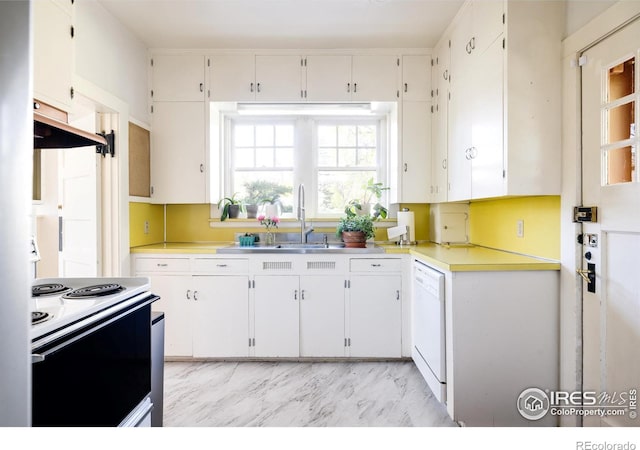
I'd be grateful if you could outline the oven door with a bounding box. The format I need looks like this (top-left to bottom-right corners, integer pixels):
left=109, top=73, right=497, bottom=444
left=32, top=294, right=158, bottom=426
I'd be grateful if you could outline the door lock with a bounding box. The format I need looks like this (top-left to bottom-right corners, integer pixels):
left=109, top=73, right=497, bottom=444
left=577, top=262, right=596, bottom=293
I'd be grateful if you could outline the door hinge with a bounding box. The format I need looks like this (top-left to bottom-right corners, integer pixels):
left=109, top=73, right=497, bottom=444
left=573, top=206, right=598, bottom=223
left=397, top=58, right=400, bottom=66
left=431, top=58, right=434, bottom=67
left=502, top=38, right=505, bottom=49
left=70, top=25, right=74, bottom=39
left=150, top=186, right=154, bottom=196
left=150, top=105, right=154, bottom=114
left=396, top=90, right=399, bottom=98
left=207, top=58, right=210, bottom=67
left=578, top=55, right=588, bottom=67
left=70, top=86, right=74, bottom=99
left=150, top=58, right=154, bottom=67
left=502, top=169, right=506, bottom=178
left=502, top=13, right=505, bottom=24
left=150, top=89, right=154, bottom=98
left=448, top=40, right=451, bottom=48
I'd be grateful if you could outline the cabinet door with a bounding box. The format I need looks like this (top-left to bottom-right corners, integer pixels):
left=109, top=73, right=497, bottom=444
left=402, top=55, right=431, bottom=102
left=447, top=6, right=473, bottom=202
left=33, top=0, right=73, bottom=110
left=209, top=54, right=256, bottom=102
left=351, top=55, right=399, bottom=101
left=299, top=275, right=346, bottom=357
left=472, top=0, right=504, bottom=56
left=305, top=55, right=352, bottom=102
left=349, top=275, right=402, bottom=357
left=431, top=38, right=450, bottom=203
left=152, top=54, right=205, bottom=102
left=192, top=276, right=250, bottom=357
left=255, top=55, right=303, bottom=102
left=253, top=275, right=299, bottom=357
left=148, top=275, right=193, bottom=357
left=471, top=37, right=504, bottom=200
left=401, top=101, right=432, bottom=203
left=151, top=101, right=206, bottom=204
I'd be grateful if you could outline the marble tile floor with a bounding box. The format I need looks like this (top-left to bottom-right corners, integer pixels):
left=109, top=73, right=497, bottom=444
left=163, top=360, right=457, bottom=427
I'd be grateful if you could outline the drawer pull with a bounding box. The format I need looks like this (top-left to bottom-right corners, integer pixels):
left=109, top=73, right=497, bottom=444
left=216, top=264, right=228, bottom=268
left=157, top=263, right=168, bottom=267
left=371, top=263, right=382, bottom=267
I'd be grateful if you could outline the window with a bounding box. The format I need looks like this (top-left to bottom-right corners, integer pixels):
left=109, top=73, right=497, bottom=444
left=224, top=107, right=387, bottom=218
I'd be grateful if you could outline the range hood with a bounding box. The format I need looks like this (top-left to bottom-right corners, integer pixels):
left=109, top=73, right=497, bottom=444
left=33, top=100, right=108, bottom=149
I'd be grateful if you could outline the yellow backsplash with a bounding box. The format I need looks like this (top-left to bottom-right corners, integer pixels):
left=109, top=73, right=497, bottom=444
left=129, top=202, right=165, bottom=247
left=469, top=196, right=560, bottom=260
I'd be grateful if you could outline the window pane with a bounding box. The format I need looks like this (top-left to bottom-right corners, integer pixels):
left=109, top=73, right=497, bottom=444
left=276, top=125, right=294, bottom=146
left=338, top=147, right=357, bottom=167
left=358, top=147, right=376, bottom=166
left=235, top=147, right=254, bottom=168
left=607, top=101, right=635, bottom=144
left=275, top=147, right=294, bottom=167
left=234, top=125, right=254, bottom=147
left=318, top=147, right=337, bottom=167
left=256, top=125, right=274, bottom=147
left=234, top=172, right=294, bottom=214
left=608, top=58, right=635, bottom=102
left=338, top=126, right=356, bottom=146
left=357, top=125, right=376, bottom=147
left=256, top=147, right=274, bottom=167
left=604, top=145, right=636, bottom=185
left=318, top=126, right=336, bottom=147
left=317, top=170, right=376, bottom=214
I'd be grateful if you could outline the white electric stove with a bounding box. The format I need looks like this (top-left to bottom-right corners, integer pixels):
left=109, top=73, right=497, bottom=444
left=30, top=277, right=151, bottom=342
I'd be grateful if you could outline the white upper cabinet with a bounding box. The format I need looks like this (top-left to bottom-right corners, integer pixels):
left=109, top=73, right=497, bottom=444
left=150, top=101, right=206, bottom=204
left=304, top=55, right=352, bottom=102
left=401, top=101, right=432, bottom=203
left=33, top=0, right=74, bottom=110
left=351, top=55, right=400, bottom=101
left=402, top=55, right=431, bottom=102
left=209, top=54, right=256, bottom=102
left=255, top=55, right=304, bottom=101
left=152, top=54, right=206, bottom=102
left=447, top=0, right=562, bottom=201
left=430, top=39, right=450, bottom=203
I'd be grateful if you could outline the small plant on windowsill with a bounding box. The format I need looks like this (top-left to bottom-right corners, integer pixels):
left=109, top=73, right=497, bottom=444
left=217, top=193, right=244, bottom=221
left=336, top=214, right=376, bottom=248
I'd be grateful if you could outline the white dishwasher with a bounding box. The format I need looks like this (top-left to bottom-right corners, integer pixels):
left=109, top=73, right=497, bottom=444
left=412, top=259, right=446, bottom=403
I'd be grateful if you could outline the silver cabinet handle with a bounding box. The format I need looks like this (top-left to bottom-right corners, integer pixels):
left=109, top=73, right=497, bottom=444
left=199, top=83, right=204, bottom=92
left=371, top=263, right=381, bottom=267
left=353, top=83, right=357, bottom=93
left=443, top=69, right=448, bottom=80
left=347, top=83, right=350, bottom=93
left=200, top=164, right=204, bottom=173
left=442, top=159, right=447, bottom=169
left=294, top=290, right=298, bottom=300
left=250, top=82, right=254, bottom=92
left=469, top=146, right=478, bottom=159
left=157, top=263, right=168, bottom=267
left=186, top=289, right=191, bottom=299
left=404, top=163, right=408, bottom=172
left=257, top=83, right=261, bottom=93
left=193, top=291, right=199, bottom=301
left=396, top=290, right=400, bottom=300
left=216, top=264, right=228, bottom=268
left=404, top=83, right=408, bottom=93
left=465, top=148, right=472, bottom=160
left=301, top=290, right=305, bottom=300
left=470, top=37, right=475, bottom=50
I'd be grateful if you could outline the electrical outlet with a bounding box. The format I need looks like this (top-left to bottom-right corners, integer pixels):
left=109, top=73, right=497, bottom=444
left=516, top=220, right=524, bottom=238
left=144, top=220, right=149, bottom=235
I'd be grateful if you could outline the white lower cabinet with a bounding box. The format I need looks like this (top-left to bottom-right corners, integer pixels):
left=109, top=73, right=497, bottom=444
left=299, top=275, right=346, bottom=357
left=348, top=274, right=402, bottom=358
left=192, top=275, right=250, bottom=358
left=253, top=275, right=300, bottom=357
left=134, top=253, right=405, bottom=359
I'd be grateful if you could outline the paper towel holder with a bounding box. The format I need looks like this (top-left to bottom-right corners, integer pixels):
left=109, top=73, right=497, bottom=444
left=397, top=207, right=416, bottom=246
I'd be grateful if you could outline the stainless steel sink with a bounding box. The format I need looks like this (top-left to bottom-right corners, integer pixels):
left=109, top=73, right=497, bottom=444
left=217, top=242, right=384, bottom=254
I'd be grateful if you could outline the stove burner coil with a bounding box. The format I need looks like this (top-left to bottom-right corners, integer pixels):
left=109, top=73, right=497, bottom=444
left=62, top=283, right=125, bottom=299
left=32, top=311, right=51, bottom=325
left=32, top=283, right=71, bottom=297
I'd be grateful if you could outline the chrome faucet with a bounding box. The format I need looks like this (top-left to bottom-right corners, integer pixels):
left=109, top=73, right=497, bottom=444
left=297, top=183, right=314, bottom=243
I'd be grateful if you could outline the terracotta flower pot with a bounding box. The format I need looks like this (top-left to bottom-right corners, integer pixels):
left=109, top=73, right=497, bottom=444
left=342, top=231, right=367, bottom=248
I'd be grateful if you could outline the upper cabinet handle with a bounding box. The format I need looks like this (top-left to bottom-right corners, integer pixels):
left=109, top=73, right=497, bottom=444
left=257, top=83, right=261, bottom=93
left=404, top=83, right=408, bottom=93
left=347, top=83, right=350, bottom=93
left=353, top=83, right=357, bottom=93
left=200, top=164, right=204, bottom=173
left=404, top=163, right=408, bottom=172
left=199, top=83, right=204, bottom=92
left=250, top=82, right=254, bottom=92
left=443, top=70, right=449, bottom=80
left=470, top=37, right=475, bottom=50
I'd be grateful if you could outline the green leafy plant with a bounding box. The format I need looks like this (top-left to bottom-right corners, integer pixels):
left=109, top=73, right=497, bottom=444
left=335, top=214, right=376, bottom=240
left=217, top=193, right=243, bottom=221
left=242, top=180, right=291, bottom=206
left=344, top=178, right=389, bottom=219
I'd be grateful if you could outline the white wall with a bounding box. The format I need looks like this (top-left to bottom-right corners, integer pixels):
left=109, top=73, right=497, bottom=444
left=565, top=0, right=618, bottom=37
left=75, top=0, right=149, bottom=125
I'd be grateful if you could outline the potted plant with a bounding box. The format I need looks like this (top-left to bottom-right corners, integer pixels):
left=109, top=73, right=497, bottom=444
left=217, top=193, right=243, bottom=221
left=242, top=180, right=291, bottom=218
left=344, top=178, right=389, bottom=219
left=336, top=214, right=376, bottom=248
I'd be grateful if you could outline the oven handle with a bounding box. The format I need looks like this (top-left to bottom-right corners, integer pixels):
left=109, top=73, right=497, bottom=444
left=32, top=294, right=159, bottom=363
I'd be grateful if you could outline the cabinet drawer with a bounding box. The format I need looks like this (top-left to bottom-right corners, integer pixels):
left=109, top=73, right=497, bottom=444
left=135, top=257, right=190, bottom=273
left=193, top=258, right=248, bottom=274
left=350, top=258, right=402, bottom=272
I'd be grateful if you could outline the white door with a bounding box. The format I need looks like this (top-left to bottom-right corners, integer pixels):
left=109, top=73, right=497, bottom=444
left=253, top=275, right=299, bottom=357
left=192, top=275, right=250, bottom=358
left=57, top=112, right=100, bottom=277
left=299, top=275, right=345, bottom=357
left=581, top=19, right=640, bottom=427
left=149, top=275, right=193, bottom=357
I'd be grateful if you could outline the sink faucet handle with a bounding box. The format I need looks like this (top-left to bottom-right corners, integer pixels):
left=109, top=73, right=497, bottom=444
left=323, top=234, right=328, bottom=245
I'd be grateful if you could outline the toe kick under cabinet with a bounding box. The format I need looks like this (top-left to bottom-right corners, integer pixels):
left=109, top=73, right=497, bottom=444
left=413, top=256, right=560, bottom=426
left=133, top=253, right=409, bottom=359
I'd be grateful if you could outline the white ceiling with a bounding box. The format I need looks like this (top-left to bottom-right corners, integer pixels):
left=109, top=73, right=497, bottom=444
left=96, top=0, right=465, bottom=49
